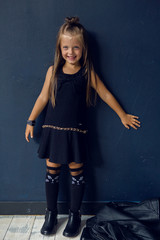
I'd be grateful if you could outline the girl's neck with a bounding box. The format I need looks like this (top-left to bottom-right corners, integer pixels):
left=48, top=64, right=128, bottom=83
left=62, top=62, right=81, bottom=74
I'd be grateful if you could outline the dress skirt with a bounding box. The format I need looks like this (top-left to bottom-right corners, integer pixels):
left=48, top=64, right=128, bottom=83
left=37, top=127, right=88, bottom=164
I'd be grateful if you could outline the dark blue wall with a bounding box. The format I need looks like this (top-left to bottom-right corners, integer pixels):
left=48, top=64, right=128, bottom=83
left=1, top=0, right=160, bottom=202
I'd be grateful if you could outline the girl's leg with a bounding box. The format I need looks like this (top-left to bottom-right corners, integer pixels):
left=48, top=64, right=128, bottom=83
left=63, top=162, right=85, bottom=237
left=45, top=159, right=61, bottom=211
left=41, top=159, right=61, bottom=236
left=68, top=162, right=85, bottom=213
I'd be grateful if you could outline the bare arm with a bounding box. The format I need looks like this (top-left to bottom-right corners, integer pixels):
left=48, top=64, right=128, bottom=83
left=91, top=71, right=140, bottom=129
left=25, top=65, right=53, bottom=142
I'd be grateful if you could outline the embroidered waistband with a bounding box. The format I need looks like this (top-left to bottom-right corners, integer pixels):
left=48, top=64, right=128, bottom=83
left=42, top=125, right=88, bottom=134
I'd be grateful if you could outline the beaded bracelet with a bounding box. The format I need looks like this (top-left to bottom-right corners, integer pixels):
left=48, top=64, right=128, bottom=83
left=27, top=120, right=36, bottom=126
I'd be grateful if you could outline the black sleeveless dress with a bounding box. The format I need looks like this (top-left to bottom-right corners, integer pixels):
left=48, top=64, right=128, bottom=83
left=37, top=66, right=88, bottom=164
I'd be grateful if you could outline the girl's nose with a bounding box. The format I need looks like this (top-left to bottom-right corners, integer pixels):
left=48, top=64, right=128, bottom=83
left=68, top=48, right=73, bottom=55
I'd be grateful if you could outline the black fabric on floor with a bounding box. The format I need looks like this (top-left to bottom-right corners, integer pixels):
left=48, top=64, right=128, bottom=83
left=80, top=199, right=160, bottom=240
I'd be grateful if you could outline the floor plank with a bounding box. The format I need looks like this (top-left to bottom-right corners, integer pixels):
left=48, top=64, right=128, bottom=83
left=0, top=215, right=92, bottom=240
left=4, top=216, right=35, bottom=240
left=0, top=216, right=13, bottom=240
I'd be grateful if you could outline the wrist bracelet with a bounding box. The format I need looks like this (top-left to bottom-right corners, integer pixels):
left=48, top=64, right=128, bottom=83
left=27, top=120, right=36, bottom=126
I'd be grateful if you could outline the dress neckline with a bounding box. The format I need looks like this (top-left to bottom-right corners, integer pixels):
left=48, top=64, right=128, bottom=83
left=61, top=66, right=82, bottom=77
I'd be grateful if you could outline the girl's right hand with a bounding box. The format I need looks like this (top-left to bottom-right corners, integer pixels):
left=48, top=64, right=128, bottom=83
left=25, top=124, right=34, bottom=142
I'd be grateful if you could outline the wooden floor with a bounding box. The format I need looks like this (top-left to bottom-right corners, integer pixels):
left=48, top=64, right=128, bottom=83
left=0, top=215, right=91, bottom=240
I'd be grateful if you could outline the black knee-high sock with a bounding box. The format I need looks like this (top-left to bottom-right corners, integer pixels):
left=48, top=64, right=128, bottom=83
left=45, top=172, right=60, bottom=211
left=70, top=173, right=85, bottom=213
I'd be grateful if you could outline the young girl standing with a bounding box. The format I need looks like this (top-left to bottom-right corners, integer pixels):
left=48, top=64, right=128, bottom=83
left=25, top=17, right=140, bottom=238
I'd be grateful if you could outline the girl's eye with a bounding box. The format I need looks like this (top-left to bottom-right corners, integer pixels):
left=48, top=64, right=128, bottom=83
left=63, top=46, right=68, bottom=49
left=74, top=46, right=79, bottom=49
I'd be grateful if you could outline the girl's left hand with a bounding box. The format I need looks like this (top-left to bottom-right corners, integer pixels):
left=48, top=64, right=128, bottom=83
left=121, top=114, right=141, bottom=130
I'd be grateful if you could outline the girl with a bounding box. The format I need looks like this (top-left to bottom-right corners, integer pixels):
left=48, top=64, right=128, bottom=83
left=25, top=17, right=140, bottom=238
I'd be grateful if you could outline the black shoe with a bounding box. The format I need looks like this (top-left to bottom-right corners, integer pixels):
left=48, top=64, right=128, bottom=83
left=63, top=210, right=81, bottom=237
left=40, top=208, right=57, bottom=235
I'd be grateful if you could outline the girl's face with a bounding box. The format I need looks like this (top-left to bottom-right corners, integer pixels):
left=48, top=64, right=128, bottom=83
left=60, top=34, right=83, bottom=66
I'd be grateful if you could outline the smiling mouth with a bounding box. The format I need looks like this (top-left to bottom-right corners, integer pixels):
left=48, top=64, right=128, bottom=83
left=67, top=56, right=76, bottom=60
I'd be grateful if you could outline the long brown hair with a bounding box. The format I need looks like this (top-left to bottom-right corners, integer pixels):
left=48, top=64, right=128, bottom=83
left=49, top=16, right=97, bottom=107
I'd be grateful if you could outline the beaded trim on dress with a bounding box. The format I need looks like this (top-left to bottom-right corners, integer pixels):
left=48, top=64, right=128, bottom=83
left=42, top=125, right=88, bottom=134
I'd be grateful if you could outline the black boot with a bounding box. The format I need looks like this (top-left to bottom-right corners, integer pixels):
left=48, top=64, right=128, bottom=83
left=41, top=208, right=57, bottom=235
left=63, top=210, right=81, bottom=237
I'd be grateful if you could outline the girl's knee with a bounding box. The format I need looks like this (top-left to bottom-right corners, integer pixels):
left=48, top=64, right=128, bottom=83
left=69, top=162, right=84, bottom=176
left=46, top=159, right=61, bottom=174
